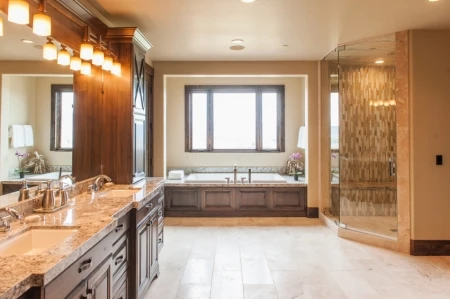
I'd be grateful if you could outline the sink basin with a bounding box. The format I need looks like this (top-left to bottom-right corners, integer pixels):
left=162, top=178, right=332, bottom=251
left=0, top=228, right=78, bottom=256
left=97, top=189, right=140, bottom=198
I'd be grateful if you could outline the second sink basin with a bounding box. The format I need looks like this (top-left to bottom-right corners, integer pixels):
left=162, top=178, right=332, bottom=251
left=97, top=189, right=140, bottom=198
left=0, top=228, right=78, bottom=256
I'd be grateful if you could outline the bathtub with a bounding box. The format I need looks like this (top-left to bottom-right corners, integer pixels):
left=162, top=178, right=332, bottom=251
left=184, top=173, right=287, bottom=184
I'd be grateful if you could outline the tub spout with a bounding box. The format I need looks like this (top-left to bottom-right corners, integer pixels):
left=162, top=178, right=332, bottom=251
left=234, top=164, right=237, bottom=184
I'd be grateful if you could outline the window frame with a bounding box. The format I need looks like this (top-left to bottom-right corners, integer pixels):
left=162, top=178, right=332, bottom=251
left=185, top=85, right=285, bottom=153
left=50, top=84, right=74, bottom=152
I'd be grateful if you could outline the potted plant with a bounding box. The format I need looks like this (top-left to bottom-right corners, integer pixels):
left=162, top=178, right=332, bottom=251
left=15, top=151, right=29, bottom=178
left=293, top=171, right=302, bottom=181
left=286, top=152, right=304, bottom=177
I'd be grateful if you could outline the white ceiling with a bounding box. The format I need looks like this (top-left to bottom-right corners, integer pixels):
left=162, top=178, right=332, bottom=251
left=83, top=0, right=450, bottom=61
left=0, top=12, right=46, bottom=61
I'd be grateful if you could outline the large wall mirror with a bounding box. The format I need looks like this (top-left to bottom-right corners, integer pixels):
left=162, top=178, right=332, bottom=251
left=0, top=11, right=74, bottom=206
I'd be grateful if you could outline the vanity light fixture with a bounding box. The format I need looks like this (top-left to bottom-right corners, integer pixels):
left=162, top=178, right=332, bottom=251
left=57, top=45, right=70, bottom=66
left=0, top=17, right=3, bottom=36
left=111, top=61, right=122, bottom=76
left=102, top=56, right=113, bottom=71
left=8, top=0, right=30, bottom=25
left=80, top=27, right=93, bottom=60
left=70, top=55, right=82, bottom=71
left=80, top=61, right=92, bottom=75
left=92, top=35, right=105, bottom=66
left=43, top=38, right=57, bottom=60
left=375, top=60, right=385, bottom=64
left=32, top=0, right=51, bottom=37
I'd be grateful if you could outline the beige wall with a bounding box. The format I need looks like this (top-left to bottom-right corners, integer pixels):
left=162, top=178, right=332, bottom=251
left=34, top=77, right=73, bottom=166
left=166, top=76, right=305, bottom=168
left=410, top=30, right=450, bottom=240
left=153, top=61, right=320, bottom=207
left=0, top=76, right=36, bottom=179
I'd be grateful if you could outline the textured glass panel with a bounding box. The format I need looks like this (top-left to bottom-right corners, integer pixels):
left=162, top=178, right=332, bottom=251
left=213, top=93, right=256, bottom=149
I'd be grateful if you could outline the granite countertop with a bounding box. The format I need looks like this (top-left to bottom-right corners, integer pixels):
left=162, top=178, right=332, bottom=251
left=164, top=175, right=307, bottom=187
left=2, top=172, right=72, bottom=184
left=0, top=177, right=164, bottom=299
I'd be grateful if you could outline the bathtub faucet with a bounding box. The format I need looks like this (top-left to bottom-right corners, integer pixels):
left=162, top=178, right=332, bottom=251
left=234, top=164, right=237, bottom=184
left=248, top=168, right=252, bottom=183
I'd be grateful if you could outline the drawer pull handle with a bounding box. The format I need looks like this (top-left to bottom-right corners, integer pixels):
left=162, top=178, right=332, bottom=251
left=158, top=210, right=162, bottom=216
left=115, top=224, right=124, bottom=232
left=158, top=238, right=162, bottom=243
left=78, top=258, right=92, bottom=273
left=146, top=203, right=153, bottom=209
left=115, top=255, right=124, bottom=266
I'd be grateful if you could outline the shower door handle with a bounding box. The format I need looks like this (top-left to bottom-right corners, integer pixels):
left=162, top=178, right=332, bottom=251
left=389, top=158, right=396, bottom=176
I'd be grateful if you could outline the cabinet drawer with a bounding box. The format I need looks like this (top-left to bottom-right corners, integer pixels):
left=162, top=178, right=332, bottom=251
left=136, top=199, right=157, bottom=225
left=113, top=264, right=128, bottom=297
left=112, top=236, right=128, bottom=278
left=157, top=206, right=164, bottom=224
left=112, top=213, right=130, bottom=246
left=45, top=233, right=114, bottom=298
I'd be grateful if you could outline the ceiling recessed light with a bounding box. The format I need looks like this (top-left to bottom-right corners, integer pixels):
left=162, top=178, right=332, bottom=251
left=21, top=39, right=33, bottom=44
left=231, top=39, right=244, bottom=44
left=230, top=45, right=245, bottom=51
left=375, top=60, right=385, bottom=64
left=33, top=45, right=43, bottom=50
left=282, top=45, right=289, bottom=47
left=241, top=0, right=256, bottom=3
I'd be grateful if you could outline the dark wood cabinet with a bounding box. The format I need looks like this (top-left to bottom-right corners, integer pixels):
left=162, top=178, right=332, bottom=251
left=87, top=259, right=113, bottom=299
left=166, top=188, right=200, bottom=211
left=133, top=114, right=146, bottom=179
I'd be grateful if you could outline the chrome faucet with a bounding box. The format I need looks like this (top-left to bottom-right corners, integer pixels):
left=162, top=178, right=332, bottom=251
left=58, top=175, right=76, bottom=184
left=57, top=175, right=75, bottom=206
left=92, top=174, right=112, bottom=192
left=248, top=169, right=252, bottom=183
left=233, top=164, right=237, bottom=184
left=0, top=208, right=23, bottom=232
left=18, top=180, right=30, bottom=202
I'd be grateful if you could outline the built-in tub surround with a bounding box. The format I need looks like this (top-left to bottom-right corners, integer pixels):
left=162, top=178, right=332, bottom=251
left=0, top=177, right=164, bottom=299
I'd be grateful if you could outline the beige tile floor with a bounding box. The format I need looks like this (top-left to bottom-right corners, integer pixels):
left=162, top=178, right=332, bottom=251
left=145, top=217, right=450, bottom=299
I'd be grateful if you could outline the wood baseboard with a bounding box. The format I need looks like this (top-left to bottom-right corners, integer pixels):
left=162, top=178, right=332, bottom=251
left=307, top=207, right=319, bottom=218
left=411, top=240, right=450, bottom=256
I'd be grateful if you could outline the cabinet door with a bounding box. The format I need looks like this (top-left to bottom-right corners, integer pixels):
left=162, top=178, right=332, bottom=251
left=87, top=258, right=113, bottom=299
left=66, top=281, right=87, bottom=299
left=133, top=114, right=146, bottom=179
left=136, top=218, right=151, bottom=297
left=149, top=212, right=159, bottom=273
left=133, top=51, right=146, bottom=115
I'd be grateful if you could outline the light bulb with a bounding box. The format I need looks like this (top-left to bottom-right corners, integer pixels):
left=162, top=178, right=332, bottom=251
left=81, top=61, right=91, bottom=75
left=32, top=13, right=51, bottom=36
left=0, top=17, right=3, bottom=36
left=111, top=61, right=121, bottom=76
left=57, top=47, right=70, bottom=66
left=102, top=56, right=113, bottom=71
left=390, top=99, right=396, bottom=106
left=70, top=56, right=82, bottom=71
left=8, top=0, right=29, bottom=25
left=43, top=40, right=57, bottom=60
left=80, top=43, right=93, bottom=60
left=373, top=102, right=379, bottom=107
left=384, top=100, right=390, bottom=107
left=92, top=49, right=104, bottom=66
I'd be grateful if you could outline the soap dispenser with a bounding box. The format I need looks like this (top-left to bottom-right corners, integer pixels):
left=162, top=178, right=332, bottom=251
left=18, top=180, right=30, bottom=202
left=42, top=180, right=55, bottom=210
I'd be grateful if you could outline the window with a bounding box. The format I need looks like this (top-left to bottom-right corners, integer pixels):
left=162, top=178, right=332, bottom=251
left=51, top=85, right=74, bottom=151
left=185, top=85, right=285, bottom=152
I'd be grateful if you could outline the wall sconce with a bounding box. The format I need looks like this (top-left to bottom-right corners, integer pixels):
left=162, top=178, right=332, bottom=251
left=8, top=0, right=29, bottom=25
left=111, top=61, right=121, bottom=76
left=70, top=55, right=81, bottom=71
left=81, top=61, right=92, bottom=75
left=80, top=27, right=93, bottom=60
left=102, top=56, right=113, bottom=71
left=33, top=0, right=51, bottom=36
left=0, top=17, right=3, bottom=36
left=57, top=45, right=70, bottom=66
left=43, top=38, right=57, bottom=60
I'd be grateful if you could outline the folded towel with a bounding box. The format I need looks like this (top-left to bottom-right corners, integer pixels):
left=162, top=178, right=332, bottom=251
left=168, top=170, right=184, bottom=180
left=24, top=125, right=34, bottom=147
left=9, top=125, right=25, bottom=148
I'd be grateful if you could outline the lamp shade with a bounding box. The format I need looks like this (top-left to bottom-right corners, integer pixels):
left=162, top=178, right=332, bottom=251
left=8, top=0, right=29, bottom=25
left=92, top=49, right=104, bottom=66
left=297, top=126, right=307, bottom=149
left=57, top=47, right=70, bottom=66
left=111, top=61, right=121, bottom=76
left=33, top=13, right=51, bottom=36
left=70, top=56, right=82, bottom=71
left=0, top=17, right=3, bottom=36
left=43, top=40, right=57, bottom=60
left=80, top=61, right=91, bottom=75
left=102, top=56, right=113, bottom=71
left=80, top=43, right=93, bottom=60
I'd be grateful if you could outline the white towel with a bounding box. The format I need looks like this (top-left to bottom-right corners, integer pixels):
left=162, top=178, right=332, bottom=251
left=168, top=170, right=184, bottom=180
left=23, top=125, right=34, bottom=147
left=9, top=125, right=25, bottom=148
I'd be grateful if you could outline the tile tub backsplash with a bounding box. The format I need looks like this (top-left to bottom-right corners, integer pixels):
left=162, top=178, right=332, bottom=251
left=167, top=166, right=289, bottom=175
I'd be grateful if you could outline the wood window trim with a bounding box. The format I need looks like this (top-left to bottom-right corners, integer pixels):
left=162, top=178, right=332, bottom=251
left=51, top=84, right=74, bottom=152
left=185, top=85, right=285, bottom=153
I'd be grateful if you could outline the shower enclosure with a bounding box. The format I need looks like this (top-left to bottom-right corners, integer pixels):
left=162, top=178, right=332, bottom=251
left=323, top=34, right=398, bottom=240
